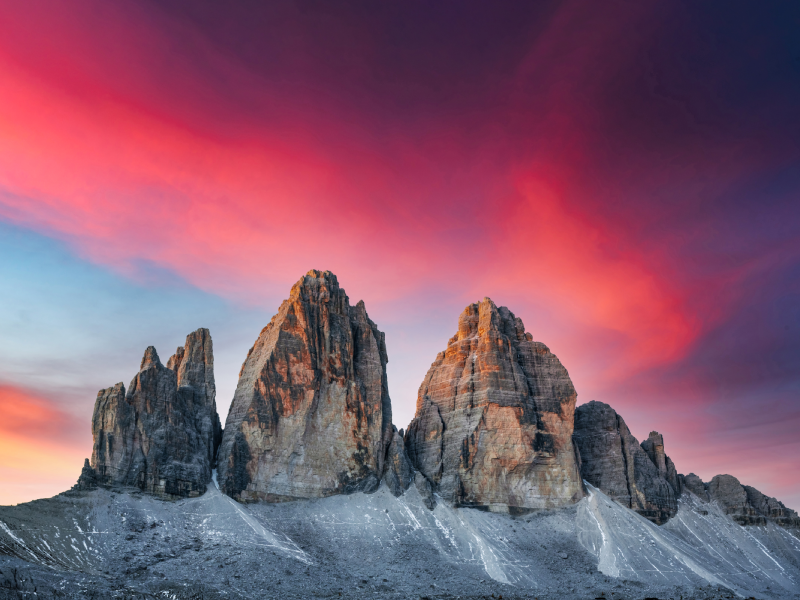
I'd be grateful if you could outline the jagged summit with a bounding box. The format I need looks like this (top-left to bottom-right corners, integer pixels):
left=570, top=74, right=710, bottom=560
left=573, top=401, right=679, bottom=524
left=217, top=270, right=397, bottom=502
left=680, top=472, right=800, bottom=530
left=405, top=297, right=584, bottom=511
left=65, top=275, right=797, bottom=529
left=26, top=271, right=800, bottom=598
left=574, top=400, right=799, bottom=532
left=81, top=328, right=222, bottom=498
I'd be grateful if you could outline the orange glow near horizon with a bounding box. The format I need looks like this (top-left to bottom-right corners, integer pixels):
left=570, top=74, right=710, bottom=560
left=0, top=386, right=90, bottom=505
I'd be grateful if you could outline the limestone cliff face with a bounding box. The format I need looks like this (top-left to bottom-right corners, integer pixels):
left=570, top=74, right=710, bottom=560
left=217, top=270, right=394, bottom=502
left=640, top=431, right=682, bottom=495
left=685, top=473, right=800, bottom=530
left=87, top=329, right=222, bottom=498
left=573, top=401, right=678, bottom=524
left=382, top=427, right=414, bottom=497
left=744, top=485, right=800, bottom=530
left=404, top=298, right=583, bottom=511
left=681, top=473, right=709, bottom=501
left=707, top=474, right=754, bottom=521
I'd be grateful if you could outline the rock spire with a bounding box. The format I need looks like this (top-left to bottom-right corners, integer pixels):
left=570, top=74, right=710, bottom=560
left=85, top=328, right=222, bottom=498
left=404, top=298, right=584, bottom=512
left=217, top=270, right=394, bottom=502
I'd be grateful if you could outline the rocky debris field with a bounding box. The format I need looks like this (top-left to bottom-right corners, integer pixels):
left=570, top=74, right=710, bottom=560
left=2, top=479, right=799, bottom=600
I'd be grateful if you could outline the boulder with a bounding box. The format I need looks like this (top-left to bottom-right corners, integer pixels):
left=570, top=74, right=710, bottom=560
left=404, top=298, right=583, bottom=511
left=217, top=270, right=394, bottom=502
left=85, top=329, right=222, bottom=498
left=573, top=401, right=677, bottom=524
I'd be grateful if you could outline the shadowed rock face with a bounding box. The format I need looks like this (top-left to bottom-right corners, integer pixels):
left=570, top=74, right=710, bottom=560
left=217, top=270, right=394, bottom=502
left=744, top=485, right=799, bottom=524
left=405, top=298, right=583, bottom=511
left=87, top=329, right=222, bottom=498
left=640, top=431, right=682, bottom=495
left=573, top=401, right=677, bottom=524
left=707, top=474, right=754, bottom=521
left=684, top=473, right=800, bottom=530
left=681, top=473, right=708, bottom=501
left=382, top=427, right=414, bottom=497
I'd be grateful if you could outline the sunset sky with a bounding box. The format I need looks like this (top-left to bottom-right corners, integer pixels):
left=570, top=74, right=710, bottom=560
left=1, top=1, right=799, bottom=508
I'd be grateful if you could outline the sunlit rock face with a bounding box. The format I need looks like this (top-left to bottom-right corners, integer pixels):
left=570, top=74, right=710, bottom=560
left=87, top=328, right=222, bottom=498
left=573, top=401, right=678, bottom=524
left=217, top=270, right=394, bottom=502
left=405, top=298, right=584, bottom=512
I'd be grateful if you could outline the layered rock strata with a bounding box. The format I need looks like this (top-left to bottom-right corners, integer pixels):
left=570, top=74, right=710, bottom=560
left=404, top=298, right=583, bottom=512
left=681, top=473, right=708, bottom=501
left=744, top=485, right=800, bottom=527
left=86, top=329, right=222, bottom=498
left=683, top=473, right=800, bottom=530
left=641, top=431, right=682, bottom=495
left=573, top=401, right=678, bottom=524
left=382, top=427, right=415, bottom=497
left=217, top=270, right=394, bottom=502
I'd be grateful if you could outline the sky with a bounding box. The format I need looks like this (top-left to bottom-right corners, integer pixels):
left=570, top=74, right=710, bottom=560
left=1, top=0, right=799, bottom=508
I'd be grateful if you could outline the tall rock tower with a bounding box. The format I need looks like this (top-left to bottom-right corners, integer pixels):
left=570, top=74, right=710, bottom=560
left=405, top=298, right=584, bottom=511
left=86, top=328, right=222, bottom=498
left=217, top=270, right=394, bottom=502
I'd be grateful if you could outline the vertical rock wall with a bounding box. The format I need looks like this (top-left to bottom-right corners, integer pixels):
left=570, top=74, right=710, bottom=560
left=640, top=431, right=682, bottom=495
left=405, top=298, right=583, bottom=511
left=217, top=270, right=394, bottom=502
left=573, top=401, right=678, bottom=524
left=685, top=473, right=800, bottom=530
left=87, top=329, right=222, bottom=498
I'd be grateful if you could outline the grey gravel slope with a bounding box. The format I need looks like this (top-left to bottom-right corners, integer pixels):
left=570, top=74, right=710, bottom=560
left=1, top=480, right=799, bottom=599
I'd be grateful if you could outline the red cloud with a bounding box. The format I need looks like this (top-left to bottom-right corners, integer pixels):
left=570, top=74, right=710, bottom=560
left=0, top=385, right=90, bottom=505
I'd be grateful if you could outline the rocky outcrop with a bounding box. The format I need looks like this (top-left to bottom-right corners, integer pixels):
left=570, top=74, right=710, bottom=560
left=171, top=329, right=223, bottom=469
left=573, top=401, right=677, bottom=524
left=85, top=329, right=222, bottom=498
left=72, top=459, right=98, bottom=491
left=681, top=473, right=708, bottom=501
left=707, top=474, right=757, bottom=523
left=744, top=486, right=800, bottom=529
left=683, top=473, right=800, bottom=530
left=404, top=298, right=583, bottom=512
left=382, top=427, right=414, bottom=496
left=641, top=432, right=682, bottom=495
left=217, top=270, right=394, bottom=502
